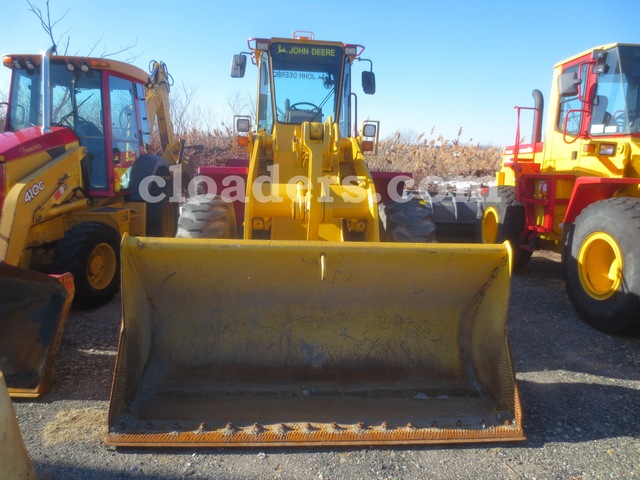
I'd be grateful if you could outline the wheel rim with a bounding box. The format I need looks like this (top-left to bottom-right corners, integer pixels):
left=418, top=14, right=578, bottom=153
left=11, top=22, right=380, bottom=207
left=481, top=207, right=499, bottom=243
left=87, top=243, right=117, bottom=290
left=578, top=232, right=623, bottom=300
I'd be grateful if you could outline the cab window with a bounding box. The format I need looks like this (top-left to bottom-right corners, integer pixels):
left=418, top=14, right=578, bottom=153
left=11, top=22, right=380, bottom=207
left=257, top=52, right=274, bottom=133
left=339, top=57, right=351, bottom=137
left=109, top=76, right=141, bottom=191
left=557, top=64, right=585, bottom=136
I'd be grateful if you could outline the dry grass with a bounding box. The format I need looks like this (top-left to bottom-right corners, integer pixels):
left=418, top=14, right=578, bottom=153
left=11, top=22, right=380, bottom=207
left=43, top=408, right=107, bottom=446
left=0, top=80, right=501, bottom=183
left=366, top=128, right=502, bottom=187
left=173, top=126, right=503, bottom=186
left=0, top=87, right=500, bottom=183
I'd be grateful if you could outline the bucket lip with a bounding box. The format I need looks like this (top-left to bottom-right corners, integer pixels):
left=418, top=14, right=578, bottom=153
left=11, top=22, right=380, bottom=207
left=104, top=422, right=526, bottom=448
left=124, top=235, right=509, bottom=254
left=106, top=386, right=525, bottom=448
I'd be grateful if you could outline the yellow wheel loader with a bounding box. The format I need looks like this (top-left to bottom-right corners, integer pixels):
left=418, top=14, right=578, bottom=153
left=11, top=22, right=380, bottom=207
left=477, top=43, right=640, bottom=335
left=107, top=31, right=523, bottom=447
left=0, top=47, right=183, bottom=397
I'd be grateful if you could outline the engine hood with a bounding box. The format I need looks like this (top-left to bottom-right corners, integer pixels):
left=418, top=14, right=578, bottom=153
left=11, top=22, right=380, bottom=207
left=0, top=127, right=78, bottom=163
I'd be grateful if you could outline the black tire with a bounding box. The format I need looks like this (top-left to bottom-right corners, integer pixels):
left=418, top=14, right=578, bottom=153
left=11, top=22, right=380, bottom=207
left=176, top=196, right=237, bottom=239
left=562, top=198, right=640, bottom=336
left=147, top=200, right=179, bottom=237
left=379, top=197, right=436, bottom=242
left=476, top=185, right=532, bottom=272
left=52, top=222, right=121, bottom=309
left=128, top=153, right=178, bottom=237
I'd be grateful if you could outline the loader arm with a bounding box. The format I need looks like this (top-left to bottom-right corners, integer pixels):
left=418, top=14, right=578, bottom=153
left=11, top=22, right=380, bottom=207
left=0, top=145, right=88, bottom=267
left=267, top=120, right=377, bottom=242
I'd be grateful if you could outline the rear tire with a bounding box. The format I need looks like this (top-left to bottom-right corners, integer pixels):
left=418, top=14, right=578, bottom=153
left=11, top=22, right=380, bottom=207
left=128, top=153, right=178, bottom=237
left=379, top=197, right=436, bottom=242
left=147, top=200, right=179, bottom=237
left=176, top=196, right=237, bottom=239
left=562, top=198, right=640, bottom=335
left=477, top=186, right=532, bottom=272
left=52, top=222, right=121, bottom=308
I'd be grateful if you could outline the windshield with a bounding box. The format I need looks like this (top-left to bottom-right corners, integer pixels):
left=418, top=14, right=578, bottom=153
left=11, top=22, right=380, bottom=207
left=269, top=42, right=344, bottom=124
left=8, top=61, right=103, bottom=132
left=591, top=45, right=640, bottom=135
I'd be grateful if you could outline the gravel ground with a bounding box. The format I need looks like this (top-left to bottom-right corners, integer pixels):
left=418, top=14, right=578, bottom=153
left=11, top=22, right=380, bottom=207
left=11, top=250, right=640, bottom=480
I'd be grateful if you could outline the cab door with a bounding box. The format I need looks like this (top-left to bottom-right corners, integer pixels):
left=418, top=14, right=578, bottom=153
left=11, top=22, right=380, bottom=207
left=107, top=75, right=144, bottom=193
left=543, top=53, right=592, bottom=175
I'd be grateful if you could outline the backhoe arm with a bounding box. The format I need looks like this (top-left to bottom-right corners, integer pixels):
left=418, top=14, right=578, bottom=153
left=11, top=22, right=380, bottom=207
left=145, top=61, right=183, bottom=166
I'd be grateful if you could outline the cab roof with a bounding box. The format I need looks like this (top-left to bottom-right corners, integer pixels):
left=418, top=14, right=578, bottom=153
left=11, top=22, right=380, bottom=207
left=2, top=54, right=149, bottom=83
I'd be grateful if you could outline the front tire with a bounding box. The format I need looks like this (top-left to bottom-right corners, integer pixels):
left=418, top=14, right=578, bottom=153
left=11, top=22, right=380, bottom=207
left=176, top=196, right=237, bottom=239
left=379, top=197, right=436, bottom=242
left=52, top=222, right=121, bottom=308
left=563, top=198, right=640, bottom=335
left=477, top=186, right=532, bottom=272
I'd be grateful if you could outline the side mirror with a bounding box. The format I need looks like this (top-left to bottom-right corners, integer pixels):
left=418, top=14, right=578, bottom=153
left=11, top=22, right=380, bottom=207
left=558, top=71, right=580, bottom=97
left=362, top=71, right=376, bottom=95
left=230, top=54, right=247, bottom=78
left=591, top=49, right=608, bottom=75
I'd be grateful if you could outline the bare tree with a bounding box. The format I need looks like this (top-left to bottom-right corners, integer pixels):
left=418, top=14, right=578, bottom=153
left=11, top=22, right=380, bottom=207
left=26, top=0, right=138, bottom=60
left=226, top=91, right=254, bottom=120
left=27, top=0, right=70, bottom=53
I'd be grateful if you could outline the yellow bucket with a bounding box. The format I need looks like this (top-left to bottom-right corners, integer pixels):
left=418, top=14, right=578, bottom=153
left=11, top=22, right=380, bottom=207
left=107, top=235, right=523, bottom=447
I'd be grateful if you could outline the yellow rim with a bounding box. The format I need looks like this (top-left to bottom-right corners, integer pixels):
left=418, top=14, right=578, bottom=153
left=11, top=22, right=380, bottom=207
left=481, top=207, right=500, bottom=244
left=87, top=243, right=117, bottom=290
left=578, top=232, right=623, bottom=300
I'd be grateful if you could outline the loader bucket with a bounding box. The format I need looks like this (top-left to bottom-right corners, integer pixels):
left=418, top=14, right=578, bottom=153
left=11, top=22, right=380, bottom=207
left=0, top=263, right=74, bottom=398
left=107, top=236, right=524, bottom=447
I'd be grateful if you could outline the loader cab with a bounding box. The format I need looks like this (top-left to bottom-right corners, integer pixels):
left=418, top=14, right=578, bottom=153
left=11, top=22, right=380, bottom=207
left=544, top=43, right=640, bottom=176
left=3, top=55, right=151, bottom=197
left=587, top=45, right=640, bottom=136
left=555, top=44, right=640, bottom=139
left=236, top=33, right=374, bottom=139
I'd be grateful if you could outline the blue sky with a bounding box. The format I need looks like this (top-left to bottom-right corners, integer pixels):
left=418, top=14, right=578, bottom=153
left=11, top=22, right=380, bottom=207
left=1, top=0, right=638, bottom=146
